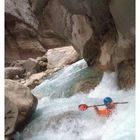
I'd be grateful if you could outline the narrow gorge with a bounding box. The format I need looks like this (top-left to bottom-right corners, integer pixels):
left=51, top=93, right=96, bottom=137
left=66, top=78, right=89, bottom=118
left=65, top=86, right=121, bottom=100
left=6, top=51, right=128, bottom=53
left=5, top=0, right=135, bottom=140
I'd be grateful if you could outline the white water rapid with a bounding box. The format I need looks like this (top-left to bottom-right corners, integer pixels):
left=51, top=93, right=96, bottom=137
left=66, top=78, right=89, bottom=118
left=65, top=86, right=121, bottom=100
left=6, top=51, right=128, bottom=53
left=15, top=59, right=135, bottom=140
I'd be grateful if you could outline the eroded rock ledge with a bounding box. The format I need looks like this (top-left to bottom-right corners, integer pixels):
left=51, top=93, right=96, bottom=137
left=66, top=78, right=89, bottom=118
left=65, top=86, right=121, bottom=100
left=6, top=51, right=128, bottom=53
left=5, top=0, right=135, bottom=139
left=5, top=0, right=135, bottom=89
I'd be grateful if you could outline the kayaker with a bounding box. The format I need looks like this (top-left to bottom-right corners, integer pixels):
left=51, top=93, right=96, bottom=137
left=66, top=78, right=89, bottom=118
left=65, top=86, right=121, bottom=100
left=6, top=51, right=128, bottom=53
left=93, top=97, right=116, bottom=117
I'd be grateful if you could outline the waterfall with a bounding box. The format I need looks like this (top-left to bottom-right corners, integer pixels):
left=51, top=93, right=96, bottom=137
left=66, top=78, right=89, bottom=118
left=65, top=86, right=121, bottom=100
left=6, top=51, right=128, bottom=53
left=15, top=59, right=135, bottom=140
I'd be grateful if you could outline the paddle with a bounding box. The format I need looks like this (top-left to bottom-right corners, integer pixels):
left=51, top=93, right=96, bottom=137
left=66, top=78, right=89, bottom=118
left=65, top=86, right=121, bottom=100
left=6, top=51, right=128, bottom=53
left=79, top=102, right=128, bottom=111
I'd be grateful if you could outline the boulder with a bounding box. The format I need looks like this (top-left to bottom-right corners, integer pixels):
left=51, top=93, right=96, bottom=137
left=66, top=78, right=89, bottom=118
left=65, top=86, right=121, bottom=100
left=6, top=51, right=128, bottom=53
left=74, top=78, right=100, bottom=93
left=5, top=67, right=25, bottom=79
left=9, top=57, right=48, bottom=78
left=5, top=79, right=38, bottom=131
left=36, top=55, right=48, bottom=72
left=5, top=97, right=18, bottom=136
left=46, top=46, right=79, bottom=69
left=22, top=58, right=39, bottom=77
left=23, top=72, right=46, bottom=89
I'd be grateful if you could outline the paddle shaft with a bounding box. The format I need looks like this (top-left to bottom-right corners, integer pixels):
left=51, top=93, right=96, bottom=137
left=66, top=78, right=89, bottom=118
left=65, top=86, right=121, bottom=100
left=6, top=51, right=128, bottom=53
left=86, top=101, right=128, bottom=108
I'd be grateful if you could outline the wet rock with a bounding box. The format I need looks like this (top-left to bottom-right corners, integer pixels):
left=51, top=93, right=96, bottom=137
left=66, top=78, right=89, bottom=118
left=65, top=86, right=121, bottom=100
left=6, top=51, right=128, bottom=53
left=111, top=38, right=135, bottom=89
left=109, top=0, right=135, bottom=89
left=5, top=79, right=38, bottom=131
left=112, top=38, right=135, bottom=67
left=45, top=111, right=81, bottom=129
left=23, top=111, right=81, bottom=138
left=117, top=60, right=135, bottom=89
left=74, top=78, right=100, bottom=93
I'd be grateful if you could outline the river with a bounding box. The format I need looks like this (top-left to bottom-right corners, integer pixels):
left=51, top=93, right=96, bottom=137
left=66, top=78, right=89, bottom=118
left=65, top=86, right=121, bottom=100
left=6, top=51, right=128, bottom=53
left=15, top=59, right=135, bottom=140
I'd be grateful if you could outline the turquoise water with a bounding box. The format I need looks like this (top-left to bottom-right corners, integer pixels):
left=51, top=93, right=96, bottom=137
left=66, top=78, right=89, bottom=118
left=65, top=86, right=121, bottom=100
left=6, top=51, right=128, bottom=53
left=32, top=59, right=101, bottom=99
left=16, top=59, right=135, bottom=140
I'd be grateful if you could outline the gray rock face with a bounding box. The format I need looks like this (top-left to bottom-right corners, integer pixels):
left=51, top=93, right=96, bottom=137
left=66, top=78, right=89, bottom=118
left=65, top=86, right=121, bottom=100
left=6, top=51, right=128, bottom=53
left=5, top=79, right=38, bottom=133
left=109, top=0, right=135, bottom=89
left=5, top=0, right=46, bottom=66
left=117, top=60, right=135, bottom=89
left=5, top=0, right=70, bottom=66
left=5, top=67, right=25, bottom=79
left=5, top=57, right=48, bottom=80
left=58, top=0, right=135, bottom=89
left=60, top=0, right=116, bottom=41
left=110, top=0, right=135, bottom=39
left=111, top=38, right=135, bottom=89
left=22, top=58, right=39, bottom=77
left=5, top=0, right=39, bottom=29
left=5, top=0, right=135, bottom=89
left=37, top=0, right=117, bottom=67
left=5, top=23, right=46, bottom=66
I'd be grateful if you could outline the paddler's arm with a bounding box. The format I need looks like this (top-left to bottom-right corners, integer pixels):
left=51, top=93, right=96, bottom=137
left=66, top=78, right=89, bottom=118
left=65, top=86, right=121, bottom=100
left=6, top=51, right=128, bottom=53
left=93, top=105, right=100, bottom=115
left=93, top=105, right=110, bottom=117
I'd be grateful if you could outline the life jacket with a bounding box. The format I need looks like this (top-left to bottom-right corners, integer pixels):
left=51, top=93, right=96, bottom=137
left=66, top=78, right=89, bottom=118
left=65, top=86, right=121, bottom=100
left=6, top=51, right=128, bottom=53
left=94, top=104, right=116, bottom=117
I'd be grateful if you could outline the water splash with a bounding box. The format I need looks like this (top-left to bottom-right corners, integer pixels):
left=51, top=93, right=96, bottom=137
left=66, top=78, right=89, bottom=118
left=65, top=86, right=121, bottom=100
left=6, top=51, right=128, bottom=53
left=32, top=59, right=101, bottom=99
left=16, top=59, right=135, bottom=140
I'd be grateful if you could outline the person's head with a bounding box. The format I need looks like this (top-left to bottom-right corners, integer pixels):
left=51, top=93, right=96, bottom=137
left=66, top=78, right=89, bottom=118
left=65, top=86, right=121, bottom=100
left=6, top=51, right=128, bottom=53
left=104, top=97, right=114, bottom=108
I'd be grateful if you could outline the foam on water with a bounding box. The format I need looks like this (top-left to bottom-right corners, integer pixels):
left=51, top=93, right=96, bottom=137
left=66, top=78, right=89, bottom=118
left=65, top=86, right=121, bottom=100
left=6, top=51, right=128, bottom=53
left=16, top=60, right=135, bottom=140
left=31, top=59, right=87, bottom=98
left=32, top=59, right=99, bottom=99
